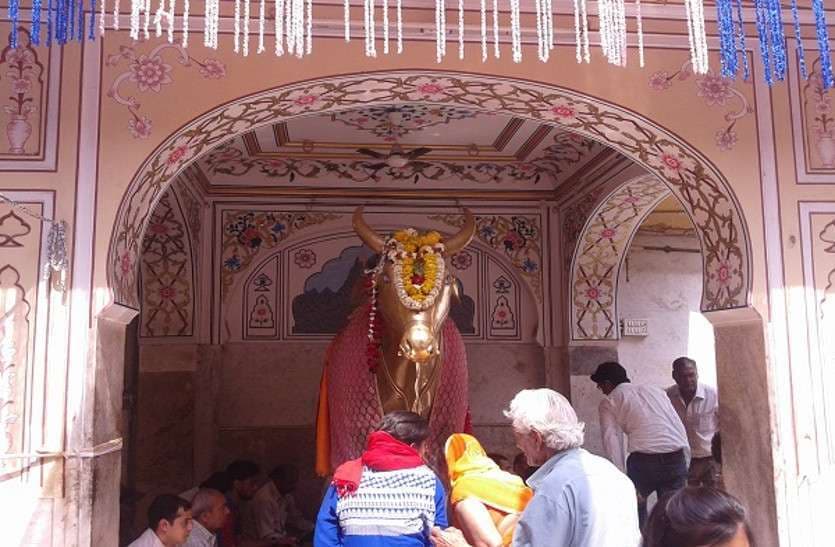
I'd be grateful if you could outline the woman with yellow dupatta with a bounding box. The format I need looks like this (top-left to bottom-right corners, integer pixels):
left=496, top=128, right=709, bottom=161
left=444, top=434, right=533, bottom=547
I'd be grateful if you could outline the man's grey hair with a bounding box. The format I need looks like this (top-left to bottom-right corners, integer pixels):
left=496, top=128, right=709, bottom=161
left=191, top=488, right=222, bottom=520
left=504, top=389, right=585, bottom=451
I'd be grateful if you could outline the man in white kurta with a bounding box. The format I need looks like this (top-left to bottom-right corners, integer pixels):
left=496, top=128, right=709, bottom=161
left=250, top=464, right=314, bottom=543
left=591, top=361, right=689, bottom=526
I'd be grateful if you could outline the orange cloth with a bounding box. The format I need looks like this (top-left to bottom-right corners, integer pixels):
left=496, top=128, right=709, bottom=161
left=445, top=433, right=533, bottom=515
left=315, top=359, right=331, bottom=477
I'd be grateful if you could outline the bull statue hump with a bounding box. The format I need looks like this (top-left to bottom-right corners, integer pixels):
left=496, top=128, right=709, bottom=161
left=316, top=208, right=476, bottom=472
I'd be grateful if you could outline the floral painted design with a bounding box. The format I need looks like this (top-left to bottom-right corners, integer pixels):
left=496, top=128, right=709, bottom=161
left=106, top=43, right=227, bottom=140
left=450, top=251, right=473, bottom=271
left=802, top=58, right=835, bottom=169
left=110, top=72, right=750, bottom=320
left=220, top=211, right=340, bottom=296
left=331, top=104, right=478, bottom=140
left=249, top=295, right=275, bottom=329
left=649, top=62, right=752, bottom=151
left=294, top=248, right=317, bottom=269
left=140, top=190, right=194, bottom=337
left=432, top=214, right=543, bottom=301
left=1, top=29, right=45, bottom=155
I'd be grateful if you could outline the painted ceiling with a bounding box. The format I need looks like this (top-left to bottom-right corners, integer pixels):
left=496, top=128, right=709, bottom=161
left=182, top=105, right=610, bottom=192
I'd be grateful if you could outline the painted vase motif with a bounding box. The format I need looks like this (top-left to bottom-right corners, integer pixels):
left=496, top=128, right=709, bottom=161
left=6, top=114, right=32, bottom=154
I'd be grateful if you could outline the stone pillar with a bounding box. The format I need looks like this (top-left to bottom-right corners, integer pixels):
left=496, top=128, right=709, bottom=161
left=705, top=307, right=778, bottom=547
left=543, top=345, right=571, bottom=396
left=84, top=304, right=138, bottom=545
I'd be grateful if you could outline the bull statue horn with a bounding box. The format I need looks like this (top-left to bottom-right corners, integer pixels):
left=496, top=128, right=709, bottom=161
left=352, top=206, right=385, bottom=253
left=444, top=209, right=476, bottom=254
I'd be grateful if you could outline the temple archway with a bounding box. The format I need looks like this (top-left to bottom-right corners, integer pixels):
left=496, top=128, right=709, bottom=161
left=107, top=70, right=752, bottom=316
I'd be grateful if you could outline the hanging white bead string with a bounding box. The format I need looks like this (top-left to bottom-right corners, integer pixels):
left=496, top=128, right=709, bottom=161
left=99, top=0, right=106, bottom=34
left=435, top=0, right=446, bottom=63
left=234, top=0, right=241, bottom=53
left=243, top=0, right=251, bottom=56
left=275, top=0, right=285, bottom=55
left=492, top=0, right=499, bottom=59
left=684, top=0, right=709, bottom=73
left=635, top=0, right=645, bottom=67
left=204, top=0, right=217, bottom=48
left=182, top=0, right=190, bottom=46
left=480, top=0, right=487, bottom=62
left=112, top=0, right=120, bottom=31
left=458, top=0, right=464, bottom=60
left=344, top=0, right=351, bottom=42
left=616, top=0, right=626, bottom=65
left=306, top=0, right=312, bottom=54
left=153, top=0, right=163, bottom=38
left=257, top=0, right=265, bottom=53
left=167, top=0, right=175, bottom=42
left=396, top=0, right=403, bottom=53
left=365, top=0, right=377, bottom=58
left=129, top=0, right=139, bottom=38
left=295, top=0, right=305, bottom=57
left=535, top=0, right=545, bottom=62
left=143, top=0, right=151, bottom=39
left=509, top=0, right=521, bottom=63
left=579, top=0, right=590, bottom=62
left=383, top=0, right=390, bottom=54
left=546, top=0, right=553, bottom=51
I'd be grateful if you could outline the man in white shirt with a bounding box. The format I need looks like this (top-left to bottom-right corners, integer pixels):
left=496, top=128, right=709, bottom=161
left=591, top=361, right=689, bottom=526
left=250, top=464, right=314, bottom=544
left=666, top=356, right=720, bottom=487
left=183, top=488, right=230, bottom=547
left=128, top=494, right=193, bottom=547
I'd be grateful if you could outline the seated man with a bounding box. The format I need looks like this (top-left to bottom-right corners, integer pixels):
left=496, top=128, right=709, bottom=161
left=128, top=494, right=193, bottom=547
left=251, top=464, right=314, bottom=544
left=184, top=489, right=230, bottom=547
left=445, top=434, right=532, bottom=547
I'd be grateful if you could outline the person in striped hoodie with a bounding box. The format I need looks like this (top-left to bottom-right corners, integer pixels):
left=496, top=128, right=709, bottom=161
left=314, top=411, right=448, bottom=547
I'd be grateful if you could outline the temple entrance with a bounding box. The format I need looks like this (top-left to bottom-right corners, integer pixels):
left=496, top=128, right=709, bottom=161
left=103, top=71, right=770, bottom=543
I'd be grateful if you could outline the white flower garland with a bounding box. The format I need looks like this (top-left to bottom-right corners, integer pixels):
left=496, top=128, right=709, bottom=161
left=275, top=0, right=285, bottom=55
left=509, top=0, right=521, bottom=63
left=344, top=0, right=351, bottom=42
left=234, top=0, right=241, bottom=53
left=458, top=0, right=464, bottom=60
left=182, top=0, right=190, bottom=47
left=306, top=0, right=312, bottom=54
left=435, top=0, right=446, bottom=63
left=396, top=0, right=403, bottom=53
left=684, top=0, right=709, bottom=74
left=258, top=0, right=266, bottom=53
left=492, top=0, right=499, bottom=59
left=479, top=0, right=487, bottom=62
left=243, top=0, right=251, bottom=56
left=635, top=0, right=645, bottom=67
left=383, top=0, right=390, bottom=55
left=384, top=236, right=447, bottom=311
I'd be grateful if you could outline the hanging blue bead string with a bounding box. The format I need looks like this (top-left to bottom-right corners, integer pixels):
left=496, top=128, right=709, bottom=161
left=32, top=0, right=43, bottom=45
left=754, top=0, right=773, bottom=86
left=716, top=0, right=737, bottom=78
left=68, top=0, right=76, bottom=40
left=89, top=0, right=96, bottom=40
left=77, top=0, right=84, bottom=41
left=791, top=0, right=808, bottom=80
left=767, top=0, right=787, bottom=82
left=46, top=0, right=54, bottom=46
left=812, top=0, right=834, bottom=90
left=9, top=0, right=20, bottom=48
left=733, top=0, right=750, bottom=81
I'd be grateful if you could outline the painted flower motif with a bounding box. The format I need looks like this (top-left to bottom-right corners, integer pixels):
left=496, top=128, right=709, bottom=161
left=294, top=248, right=317, bottom=269
left=649, top=71, right=672, bottom=91
left=119, top=252, right=133, bottom=274
left=696, top=73, right=733, bottom=107
left=549, top=103, right=576, bottom=119
left=241, top=227, right=263, bottom=248
left=6, top=48, right=36, bottom=66
left=128, top=116, right=153, bottom=139
left=416, top=82, right=445, bottom=96
left=166, top=144, right=190, bottom=166
left=224, top=255, right=242, bottom=271
left=650, top=144, right=695, bottom=179
left=586, top=287, right=600, bottom=300
left=715, top=128, right=738, bottom=151
left=148, top=222, right=169, bottom=235
left=624, top=196, right=641, bottom=204
left=502, top=231, right=524, bottom=251
left=10, top=77, right=31, bottom=95
left=450, top=251, right=473, bottom=270
left=600, top=227, right=617, bottom=239
left=293, top=94, right=318, bottom=107
left=158, top=286, right=177, bottom=299
left=271, top=222, right=286, bottom=235
left=129, top=54, right=173, bottom=93
left=199, top=58, right=227, bottom=79
left=479, top=225, right=497, bottom=240
left=522, top=258, right=538, bottom=273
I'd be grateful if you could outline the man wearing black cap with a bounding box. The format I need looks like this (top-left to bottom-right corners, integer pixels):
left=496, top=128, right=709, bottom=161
left=591, top=361, right=689, bottom=526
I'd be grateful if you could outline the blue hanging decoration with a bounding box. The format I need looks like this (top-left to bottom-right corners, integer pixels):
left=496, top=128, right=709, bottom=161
left=754, top=0, right=774, bottom=86
left=9, top=0, right=20, bottom=48
left=88, top=0, right=96, bottom=40
left=77, top=0, right=84, bottom=41
left=791, top=0, right=808, bottom=80
left=716, top=0, right=737, bottom=79
left=32, top=0, right=43, bottom=45
left=767, top=0, right=787, bottom=82
left=68, top=0, right=75, bottom=41
left=55, top=0, right=64, bottom=45
left=812, top=0, right=834, bottom=90
left=46, top=0, right=54, bottom=46
left=733, top=0, right=750, bottom=81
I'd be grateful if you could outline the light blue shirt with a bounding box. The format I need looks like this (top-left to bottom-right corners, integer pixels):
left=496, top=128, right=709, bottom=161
left=512, top=448, right=641, bottom=547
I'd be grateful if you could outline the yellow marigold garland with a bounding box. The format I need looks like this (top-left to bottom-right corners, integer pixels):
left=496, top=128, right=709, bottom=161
left=385, top=228, right=446, bottom=310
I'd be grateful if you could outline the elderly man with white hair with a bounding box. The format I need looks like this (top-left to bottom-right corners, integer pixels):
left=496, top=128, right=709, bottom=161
left=432, top=388, right=641, bottom=547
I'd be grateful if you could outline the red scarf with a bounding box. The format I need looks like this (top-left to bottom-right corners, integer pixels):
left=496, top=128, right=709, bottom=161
left=332, top=431, right=424, bottom=497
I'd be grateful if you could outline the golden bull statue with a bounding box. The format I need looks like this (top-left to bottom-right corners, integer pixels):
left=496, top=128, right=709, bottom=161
left=315, top=207, right=476, bottom=473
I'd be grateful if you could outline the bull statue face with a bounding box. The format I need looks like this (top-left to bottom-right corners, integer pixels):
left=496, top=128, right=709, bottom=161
left=353, top=207, right=475, bottom=415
